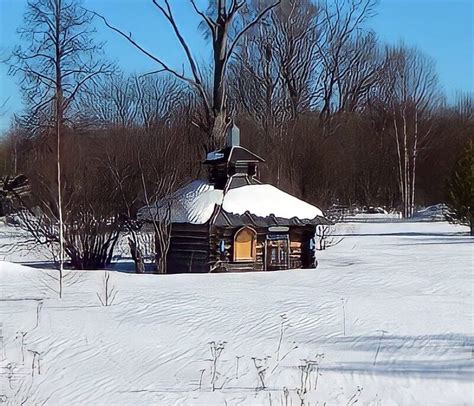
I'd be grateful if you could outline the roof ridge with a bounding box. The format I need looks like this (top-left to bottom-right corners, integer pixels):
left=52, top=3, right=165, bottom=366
left=231, top=145, right=265, bottom=162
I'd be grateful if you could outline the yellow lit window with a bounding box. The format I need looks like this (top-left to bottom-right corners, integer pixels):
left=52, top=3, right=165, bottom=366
left=233, top=227, right=256, bottom=262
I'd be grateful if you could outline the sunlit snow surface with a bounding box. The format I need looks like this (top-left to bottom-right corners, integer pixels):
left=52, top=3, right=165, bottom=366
left=0, top=219, right=472, bottom=405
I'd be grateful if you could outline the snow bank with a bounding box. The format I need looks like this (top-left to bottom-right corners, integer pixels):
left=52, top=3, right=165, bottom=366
left=345, top=204, right=450, bottom=223
left=414, top=203, right=449, bottom=221
left=345, top=213, right=402, bottom=222
left=1, top=221, right=471, bottom=405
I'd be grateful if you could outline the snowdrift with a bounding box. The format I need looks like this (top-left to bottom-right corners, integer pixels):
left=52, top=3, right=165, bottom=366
left=0, top=221, right=472, bottom=405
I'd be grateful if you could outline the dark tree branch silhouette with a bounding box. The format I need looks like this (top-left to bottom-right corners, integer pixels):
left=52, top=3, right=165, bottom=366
left=91, top=0, right=280, bottom=151
left=9, top=0, right=114, bottom=291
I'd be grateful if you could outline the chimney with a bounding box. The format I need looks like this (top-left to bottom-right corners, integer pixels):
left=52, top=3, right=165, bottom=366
left=227, top=124, right=240, bottom=147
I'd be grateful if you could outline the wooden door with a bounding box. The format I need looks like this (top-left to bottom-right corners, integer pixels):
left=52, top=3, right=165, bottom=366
left=265, top=235, right=289, bottom=270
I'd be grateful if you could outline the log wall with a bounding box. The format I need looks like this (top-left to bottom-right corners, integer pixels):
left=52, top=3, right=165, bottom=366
left=290, top=226, right=317, bottom=268
left=210, top=225, right=316, bottom=272
left=209, top=227, right=266, bottom=271
left=165, top=223, right=316, bottom=273
left=167, top=223, right=210, bottom=273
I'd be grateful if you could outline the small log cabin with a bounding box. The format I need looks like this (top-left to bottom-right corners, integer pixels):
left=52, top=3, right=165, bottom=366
left=139, top=126, right=329, bottom=273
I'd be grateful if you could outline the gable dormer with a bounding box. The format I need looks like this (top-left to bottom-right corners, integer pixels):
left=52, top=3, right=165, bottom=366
left=203, top=125, right=265, bottom=189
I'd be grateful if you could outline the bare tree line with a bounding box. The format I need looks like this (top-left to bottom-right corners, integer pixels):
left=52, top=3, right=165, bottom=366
left=0, top=0, right=472, bottom=271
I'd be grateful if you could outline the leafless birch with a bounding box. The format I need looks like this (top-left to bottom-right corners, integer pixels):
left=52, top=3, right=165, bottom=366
left=9, top=0, right=113, bottom=293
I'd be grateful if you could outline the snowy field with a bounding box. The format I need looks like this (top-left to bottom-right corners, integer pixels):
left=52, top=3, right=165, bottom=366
left=0, top=220, right=472, bottom=405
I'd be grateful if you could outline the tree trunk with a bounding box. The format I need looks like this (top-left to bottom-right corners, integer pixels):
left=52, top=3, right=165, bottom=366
left=411, top=110, right=418, bottom=218
left=13, top=134, right=18, bottom=175
left=128, top=237, right=145, bottom=274
left=393, top=113, right=405, bottom=217
left=154, top=231, right=166, bottom=274
left=210, top=112, right=229, bottom=150
left=153, top=222, right=171, bottom=274
left=55, top=0, right=64, bottom=298
left=402, top=107, right=410, bottom=218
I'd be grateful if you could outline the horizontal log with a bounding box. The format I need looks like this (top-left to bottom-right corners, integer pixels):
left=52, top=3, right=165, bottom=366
left=171, top=241, right=209, bottom=248
left=169, top=248, right=208, bottom=254
left=171, top=234, right=210, bottom=240
left=172, top=224, right=208, bottom=230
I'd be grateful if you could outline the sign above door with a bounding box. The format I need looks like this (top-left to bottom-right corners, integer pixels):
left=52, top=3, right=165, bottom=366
left=268, top=226, right=289, bottom=233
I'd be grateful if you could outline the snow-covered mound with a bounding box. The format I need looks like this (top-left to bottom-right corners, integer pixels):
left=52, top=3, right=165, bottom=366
left=344, top=213, right=402, bottom=222
left=1, top=221, right=472, bottom=405
left=413, top=204, right=449, bottom=221
left=344, top=204, right=450, bottom=223
left=139, top=180, right=324, bottom=224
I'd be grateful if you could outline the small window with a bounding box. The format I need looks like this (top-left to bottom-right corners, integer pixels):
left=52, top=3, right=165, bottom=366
left=233, top=227, right=256, bottom=262
left=219, top=240, right=226, bottom=253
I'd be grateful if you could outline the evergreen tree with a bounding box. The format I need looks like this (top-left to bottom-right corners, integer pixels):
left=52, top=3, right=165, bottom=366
left=446, top=140, right=473, bottom=236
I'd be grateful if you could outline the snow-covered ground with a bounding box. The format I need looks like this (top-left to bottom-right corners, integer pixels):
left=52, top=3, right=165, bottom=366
left=0, top=220, right=472, bottom=405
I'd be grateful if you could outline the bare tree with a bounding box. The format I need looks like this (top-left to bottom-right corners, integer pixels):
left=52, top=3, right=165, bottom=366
left=91, top=0, right=280, bottom=151
left=138, top=160, right=177, bottom=275
left=334, top=32, right=382, bottom=113
left=9, top=0, right=113, bottom=294
left=78, top=72, right=190, bottom=129
left=381, top=44, right=442, bottom=217
left=103, top=131, right=179, bottom=274
left=0, top=125, right=24, bottom=177
left=230, top=0, right=380, bottom=196
left=96, top=271, right=118, bottom=306
left=231, top=0, right=320, bottom=190
left=88, top=73, right=196, bottom=273
left=317, top=0, right=377, bottom=133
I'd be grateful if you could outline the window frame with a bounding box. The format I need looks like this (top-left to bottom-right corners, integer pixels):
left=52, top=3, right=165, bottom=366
left=233, top=226, right=257, bottom=262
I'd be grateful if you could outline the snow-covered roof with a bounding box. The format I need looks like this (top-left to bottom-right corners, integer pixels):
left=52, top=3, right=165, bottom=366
left=139, top=180, right=324, bottom=225
left=138, top=180, right=223, bottom=224
left=206, top=151, right=225, bottom=161
left=222, top=184, right=323, bottom=219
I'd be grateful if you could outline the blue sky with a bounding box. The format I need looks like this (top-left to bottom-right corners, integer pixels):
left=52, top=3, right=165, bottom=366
left=0, top=0, right=472, bottom=131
